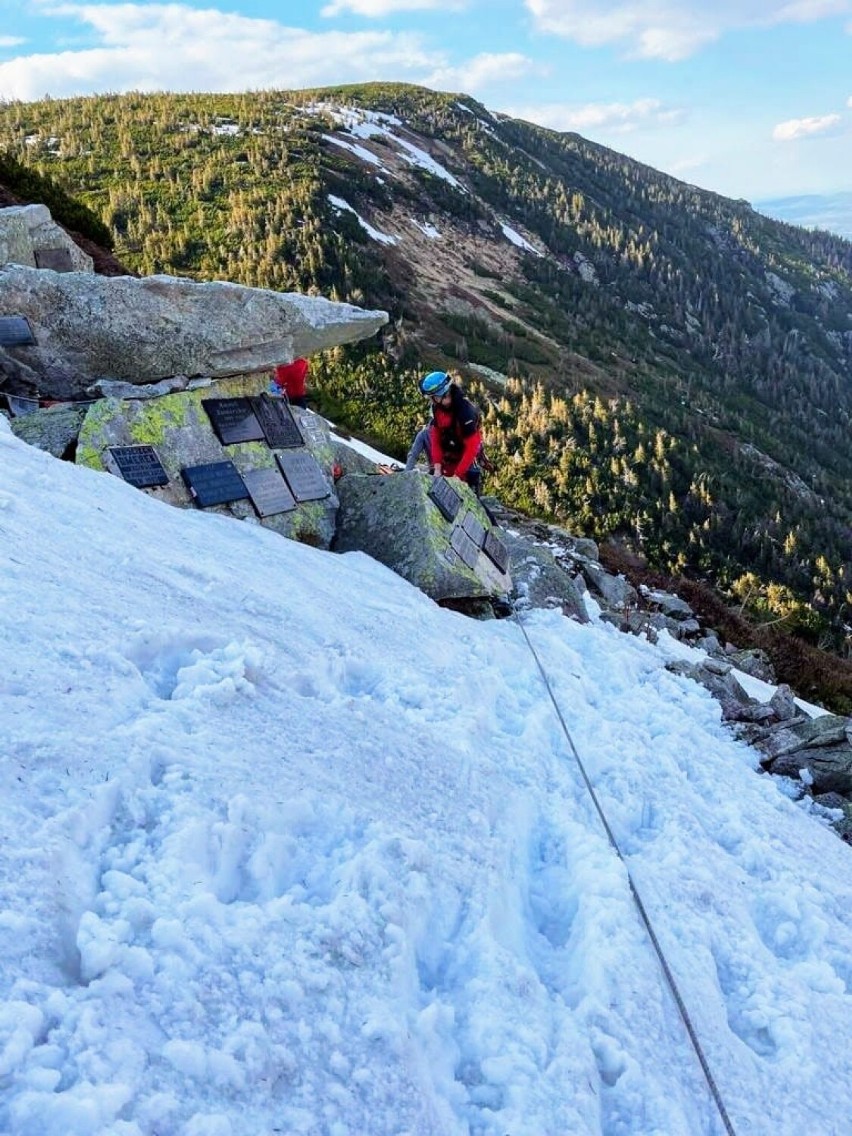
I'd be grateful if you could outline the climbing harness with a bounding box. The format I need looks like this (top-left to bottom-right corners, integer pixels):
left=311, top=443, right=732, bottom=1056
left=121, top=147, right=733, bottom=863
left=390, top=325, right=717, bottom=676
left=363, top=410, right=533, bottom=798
left=512, top=602, right=738, bottom=1136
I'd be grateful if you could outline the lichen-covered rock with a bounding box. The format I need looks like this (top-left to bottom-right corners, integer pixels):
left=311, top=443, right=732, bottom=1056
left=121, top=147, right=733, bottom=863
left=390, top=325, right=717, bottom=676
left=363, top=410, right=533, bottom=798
left=758, top=713, right=852, bottom=761
left=0, top=264, right=387, bottom=398
left=334, top=471, right=511, bottom=602
left=769, top=683, right=798, bottom=722
left=77, top=375, right=340, bottom=548
left=640, top=587, right=695, bottom=620
left=10, top=403, right=89, bottom=458
left=769, top=747, right=852, bottom=796
left=667, top=659, right=775, bottom=724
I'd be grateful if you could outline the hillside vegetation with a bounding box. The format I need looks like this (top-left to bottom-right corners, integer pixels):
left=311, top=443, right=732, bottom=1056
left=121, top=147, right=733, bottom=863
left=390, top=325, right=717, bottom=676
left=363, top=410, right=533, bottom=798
left=2, top=82, right=851, bottom=656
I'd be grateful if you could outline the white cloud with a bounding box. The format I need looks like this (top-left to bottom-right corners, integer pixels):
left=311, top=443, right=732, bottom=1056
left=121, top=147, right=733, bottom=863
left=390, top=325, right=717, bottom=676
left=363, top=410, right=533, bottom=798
left=504, top=97, right=685, bottom=136
left=321, top=0, right=466, bottom=13
left=524, top=0, right=852, bottom=61
left=0, top=4, right=443, bottom=101
left=772, top=113, right=843, bottom=140
left=424, top=52, right=539, bottom=93
left=0, top=36, right=26, bottom=48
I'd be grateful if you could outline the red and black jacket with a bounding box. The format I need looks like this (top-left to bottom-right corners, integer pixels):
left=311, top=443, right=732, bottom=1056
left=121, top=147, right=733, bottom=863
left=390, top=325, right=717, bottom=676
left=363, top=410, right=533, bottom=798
left=428, top=385, right=482, bottom=481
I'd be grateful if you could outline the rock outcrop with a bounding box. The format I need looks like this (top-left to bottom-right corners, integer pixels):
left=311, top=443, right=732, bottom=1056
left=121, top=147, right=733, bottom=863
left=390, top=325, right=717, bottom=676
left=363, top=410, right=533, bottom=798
left=0, top=264, right=388, bottom=398
left=334, top=471, right=512, bottom=602
left=667, top=655, right=852, bottom=841
left=76, top=375, right=341, bottom=549
left=498, top=526, right=588, bottom=622
left=0, top=203, right=94, bottom=273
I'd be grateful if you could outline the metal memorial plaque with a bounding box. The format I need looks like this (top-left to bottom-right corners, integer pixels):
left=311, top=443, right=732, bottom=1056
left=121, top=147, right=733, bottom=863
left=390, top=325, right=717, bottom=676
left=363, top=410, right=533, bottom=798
left=248, top=395, right=304, bottom=449
left=451, top=524, right=481, bottom=570
left=276, top=450, right=330, bottom=502
left=461, top=510, right=486, bottom=549
left=181, top=460, right=249, bottom=508
left=428, top=476, right=461, bottom=523
left=202, top=398, right=264, bottom=445
left=242, top=467, right=297, bottom=516
left=109, top=445, right=170, bottom=488
left=299, top=416, right=325, bottom=445
left=0, top=316, right=36, bottom=347
left=6, top=394, right=40, bottom=417
left=483, top=528, right=510, bottom=574
left=34, top=247, right=74, bottom=272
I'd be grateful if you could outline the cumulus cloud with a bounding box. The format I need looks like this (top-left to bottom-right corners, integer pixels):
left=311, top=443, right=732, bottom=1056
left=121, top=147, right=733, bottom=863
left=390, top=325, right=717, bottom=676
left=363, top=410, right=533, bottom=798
left=424, top=52, right=539, bottom=93
left=0, top=36, right=26, bottom=48
left=0, top=3, right=443, bottom=101
left=504, top=97, right=685, bottom=135
left=524, top=0, right=852, bottom=61
left=772, top=113, right=843, bottom=140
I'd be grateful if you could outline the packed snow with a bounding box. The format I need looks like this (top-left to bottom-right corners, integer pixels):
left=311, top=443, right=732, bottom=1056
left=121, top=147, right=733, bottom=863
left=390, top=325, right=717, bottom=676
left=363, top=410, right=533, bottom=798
left=311, top=103, right=464, bottom=190
left=409, top=219, right=441, bottom=239
left=499, top=224, right=541, bottom=256
left=322, top=135, right=384, bottom=169
left=327, top=195, right=397, bottom=246
left=1, top=415, right=852, bottom=1136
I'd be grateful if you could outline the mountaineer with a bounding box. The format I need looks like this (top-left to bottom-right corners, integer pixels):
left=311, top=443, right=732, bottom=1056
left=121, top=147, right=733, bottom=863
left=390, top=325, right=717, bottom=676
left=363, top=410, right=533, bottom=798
left=418, top=370, right=482, bottom=494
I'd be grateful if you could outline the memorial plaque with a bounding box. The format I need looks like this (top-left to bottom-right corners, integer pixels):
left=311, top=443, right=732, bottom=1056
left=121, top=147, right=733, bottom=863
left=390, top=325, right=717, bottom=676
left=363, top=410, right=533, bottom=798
left=248, top=395, right=303, bottom=449
left=202, top=398, right=264, bottom=445
left=5, top=394, right=40, bottom=417
left=299, top=417, right=325, bottom=445
left=276, top=450, right=330, bottom=502
left=428, top=477, right=461, bottom=522
left=483, top=529, right=510, bottom=574
left=109, top=445, right=170, bottom=488
left=34, top=247, right=74, bottom=272
left=181, top=460, right=249, bottom=507
left=450, top=524, right=481, bottom=570
left=461, top=510, right=486, bottom=549
left=243, top=466, right=297, bottom=517
left=0, top=317, right=35, bottom=347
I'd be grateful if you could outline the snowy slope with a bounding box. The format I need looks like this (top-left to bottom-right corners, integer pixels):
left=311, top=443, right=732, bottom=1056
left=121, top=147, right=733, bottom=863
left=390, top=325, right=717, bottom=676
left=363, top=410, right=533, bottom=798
left=1, top=416, right=851, bottom=1136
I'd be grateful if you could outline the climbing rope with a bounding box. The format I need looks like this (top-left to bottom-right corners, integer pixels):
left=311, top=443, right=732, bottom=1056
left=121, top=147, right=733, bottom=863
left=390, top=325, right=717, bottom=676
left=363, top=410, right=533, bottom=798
left=512, top=603, right=738, bottom=1136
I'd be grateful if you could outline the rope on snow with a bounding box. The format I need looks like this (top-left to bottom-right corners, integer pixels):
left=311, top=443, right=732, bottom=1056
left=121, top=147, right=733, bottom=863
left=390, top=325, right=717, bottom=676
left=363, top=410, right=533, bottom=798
left=512, top=603, right=738, bottom=1136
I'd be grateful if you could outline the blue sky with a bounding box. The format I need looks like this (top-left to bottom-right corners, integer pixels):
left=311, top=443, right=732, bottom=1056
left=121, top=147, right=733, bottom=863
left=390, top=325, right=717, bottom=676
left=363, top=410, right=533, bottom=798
left=1, top=0, right=851, bottom=204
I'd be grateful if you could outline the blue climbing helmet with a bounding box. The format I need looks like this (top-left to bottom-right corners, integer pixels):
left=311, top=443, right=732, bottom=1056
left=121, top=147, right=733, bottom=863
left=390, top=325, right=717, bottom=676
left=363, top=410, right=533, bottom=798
left=419, top=370, right=452, bottom=398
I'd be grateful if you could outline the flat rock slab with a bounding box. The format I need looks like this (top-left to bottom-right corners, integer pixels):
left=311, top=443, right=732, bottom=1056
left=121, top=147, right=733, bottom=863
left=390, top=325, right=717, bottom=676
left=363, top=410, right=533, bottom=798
left=0, top=263, right=388, bottom=398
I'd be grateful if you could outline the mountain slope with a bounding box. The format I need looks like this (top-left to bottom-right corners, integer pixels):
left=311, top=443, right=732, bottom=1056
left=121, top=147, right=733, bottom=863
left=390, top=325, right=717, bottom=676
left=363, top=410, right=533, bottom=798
left=2, top=83, right=851, bottom=645
left=3, top=413, right=852, bottom=1136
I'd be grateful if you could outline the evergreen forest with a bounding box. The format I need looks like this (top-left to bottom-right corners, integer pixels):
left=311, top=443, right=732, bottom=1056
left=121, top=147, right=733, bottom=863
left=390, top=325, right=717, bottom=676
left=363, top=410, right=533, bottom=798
left=1, top=82, right=851, bottom=660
